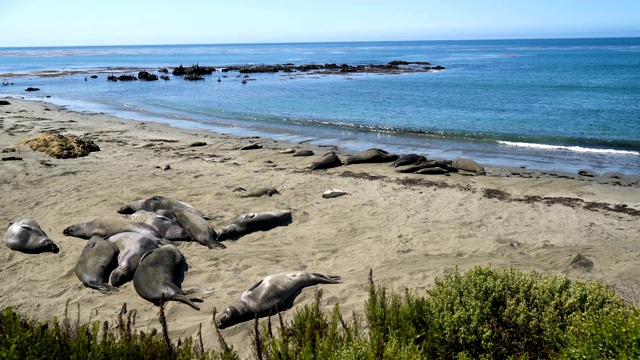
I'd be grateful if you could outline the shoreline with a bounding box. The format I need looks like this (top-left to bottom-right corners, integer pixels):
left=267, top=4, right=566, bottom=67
left=1, top=97, right=640, bottom=357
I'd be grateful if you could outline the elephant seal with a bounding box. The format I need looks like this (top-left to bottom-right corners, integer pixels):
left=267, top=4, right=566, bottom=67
left=345, top=148, right=399, bottom=165
left=6, top=218, right=59, bottom=254
left=392, top=154, right=427, bottom=167
left=452, top=158, right=485, bottom=175
left=133, top=244, right=203, bottom=310
left=63, top=217, right=164, bottom=242
left=125, top=210, right=191, bottom=241
left=309, top=151, right=343, bottom=171
left=75, top=236, right=119, bottom=294
left=107, top=232, right=159, bottom=287
left=165, top=208, right=226, bottom=249
left=216, top=271, right=341, bottom=329
left=293, top=149, right=314, bottom=157
left=117, top=195, right=216, bottom=219
left=239, top=187, right=280, bottom=198
left=216, top=210, right=292, bottom=241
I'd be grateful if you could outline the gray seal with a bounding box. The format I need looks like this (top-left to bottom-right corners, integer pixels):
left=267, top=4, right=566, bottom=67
left=117, top=196, right=216, bottom=219
left=6, top=218, right=59, bottom=254
left=133, top=244, right=203, bottom=310
left=216, top=210, right=292, bottom=241
left=345, top=148, right=399, bottom=165
left=63, top=217, right=164, bottom=242
left=75, top=235, right=119, bottom=294
left=165, top=208, right=226, bottom=249
left=107, top=232, right=159, bottom=287
left=309, top=151, right=342, bottom=171
left=392, top=154, right=427, bottom=167
left=239, top=187, right=280, bottom=198
left=216, top=271, right=341, bottom=329
left=125, top=210, right=191, bottom=241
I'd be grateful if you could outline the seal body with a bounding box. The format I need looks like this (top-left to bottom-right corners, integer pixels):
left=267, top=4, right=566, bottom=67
left=63, top=217, right=163, bottom=241
left=310, top=151, right=342, bottom=170
left=239, top=187, right=280, bottom=198
left=166, top=208, right=225, bottom=249
left=6, top=218, right=59, bottom=254
left=75, top=236, right=119, bottom=294
left=345, top=148, right=399, bottom=165
left=117, top=196, right=210, bottom=218
left=216, top=210, right=292, bottom=241
left=125, top=210, right=191, bottom=241
left=133, top=245, right=201, bottom=310
left=216, top=271, right=341, bottom=329
left=392, top=154, right=427, bottom=167
left=107, top=232, right=159, bottom=287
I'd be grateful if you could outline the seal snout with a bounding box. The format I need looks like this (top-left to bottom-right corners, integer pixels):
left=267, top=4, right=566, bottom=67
left=47, top=240, right=60, bottom=253
left=62, top=226, right=73, bottom=236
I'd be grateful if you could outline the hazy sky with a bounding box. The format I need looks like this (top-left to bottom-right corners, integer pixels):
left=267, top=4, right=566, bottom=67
left=1, top=0, right=639, bottom=47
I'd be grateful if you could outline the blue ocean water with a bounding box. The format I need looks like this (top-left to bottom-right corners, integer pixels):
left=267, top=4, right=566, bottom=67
left=1, top=38, right=639, bottom=174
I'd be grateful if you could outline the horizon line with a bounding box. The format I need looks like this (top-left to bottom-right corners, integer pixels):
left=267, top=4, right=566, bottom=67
left=1, top=35, right=639, bottom=49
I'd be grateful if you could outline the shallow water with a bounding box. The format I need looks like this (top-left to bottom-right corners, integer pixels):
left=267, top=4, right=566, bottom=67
left=1, top=38, right=639, bottom=174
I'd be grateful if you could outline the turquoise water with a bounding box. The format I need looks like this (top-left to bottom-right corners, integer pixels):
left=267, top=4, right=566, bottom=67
left=1, top=38, right=639, bottom=174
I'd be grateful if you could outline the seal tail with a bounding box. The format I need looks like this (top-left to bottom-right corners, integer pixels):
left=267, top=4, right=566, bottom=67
left=206, top=239, right=227, bottom=250
left=174, top=294, right=202, bottom=311
left=311, top=273, right=341, bottom=284
left=183, top=287, right=214, bottom=295
left=89, top=282, right=119, bottom=295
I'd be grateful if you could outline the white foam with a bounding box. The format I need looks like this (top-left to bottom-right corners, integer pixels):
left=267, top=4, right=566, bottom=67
left=497, top=141, right=640, bottom=156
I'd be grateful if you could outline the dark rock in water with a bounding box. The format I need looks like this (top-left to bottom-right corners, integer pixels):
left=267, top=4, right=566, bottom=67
left=578, top=169, right=597, bottom=177
left=158, top=68, right=169, bottom=74
left=392, top=154, right=427, bottom=167
left=184, top=73, right=204, bottom=81
left=189, top=141, right=207, bottom=147
left=570, top=254, right=593, bottom=270
left=452, top=158, right=485, bottom=175
left=415, top=167, right=449, bottom=175
left=90, top=75, right=98, bottom=79
left=240, top=143, right=262, bottom=150
left=138, top=71, right=158, bottom=81
left=345, top=148, right=399, bottom=165
left=293, top=149, right=314, bottom=157
left=25, top=87, right=40, bottom=91
left=107, top=75, right=118, bottom=82
left=117, top=74, right=137, bottom=81
left=160, top=75, right=170, bottom=81
left=310, top=151, right=343, bottom=170
left=0, top=100, right=10, bottom=105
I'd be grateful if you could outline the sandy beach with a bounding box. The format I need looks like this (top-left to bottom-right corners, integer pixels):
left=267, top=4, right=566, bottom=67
left=1, top=97, right=639, bottom=357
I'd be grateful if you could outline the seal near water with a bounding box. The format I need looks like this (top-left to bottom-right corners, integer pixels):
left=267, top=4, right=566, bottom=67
left=392, top=154, right=427, bottom=167
left=6, top=218, right=59, bottom=254
left=124, top=210, right=191, bottom=241
left=216, top=271, right=341, bottom=329
left=63, top=217, right=164, bottom=242
left=117, top=195, right=216, bottom=220
left=107, top=232, right=159, bottom=287
left=216, top=210, right=292, bottom=241
left=133, top=244, right=203, bottom=310
left=75, top=235, right=119, bottom=294
left=167, top=208, right=226, bottom=249
left=309, top=151, right=343, bottom=171
left=344, top=148, right=399, bottom=165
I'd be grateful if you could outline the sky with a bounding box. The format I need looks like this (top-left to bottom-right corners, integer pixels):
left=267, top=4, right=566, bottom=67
left=1, top=0, right=639, bottom=47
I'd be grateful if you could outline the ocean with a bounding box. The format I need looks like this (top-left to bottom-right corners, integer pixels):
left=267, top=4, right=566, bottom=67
left=1, top=38, right=639, bottom=174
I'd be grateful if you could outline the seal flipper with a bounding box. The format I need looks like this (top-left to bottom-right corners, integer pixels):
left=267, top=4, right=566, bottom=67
left=88, top=282, right=119, bottom=295
left=172, top=294, right=201, bottom=310
left=311, top=273, right=341, bottom=284
left=206, top=239, right=226, bottom=249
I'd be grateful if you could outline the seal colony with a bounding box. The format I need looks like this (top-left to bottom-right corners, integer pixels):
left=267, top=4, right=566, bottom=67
left=1, top=99, right=639, bottom=358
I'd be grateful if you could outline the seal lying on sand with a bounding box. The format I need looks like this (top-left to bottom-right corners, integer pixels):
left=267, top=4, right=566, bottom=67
left=63, top=217, right=164, bottom=242
left=310, top=151, right=342, bottom=171
left=124, top=210, right=191, bottom=241
left=133, top=244, right=204, bottom=310
left=345, top=148, right=399, bottom=165
left=117, top=195, right=217, bottom=220
left=238, top=187, right=280, bottom=198
left=216, top=271, right=341, bottom=329
left=216, top=210, right=292, bottom=241
left=6, top=218, right=59, bottom=254
left=108, top=232, right=159, bottom=287
left=75, top=236, right=119, bottom=294
left=158, top=208, right=226, bottom=249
